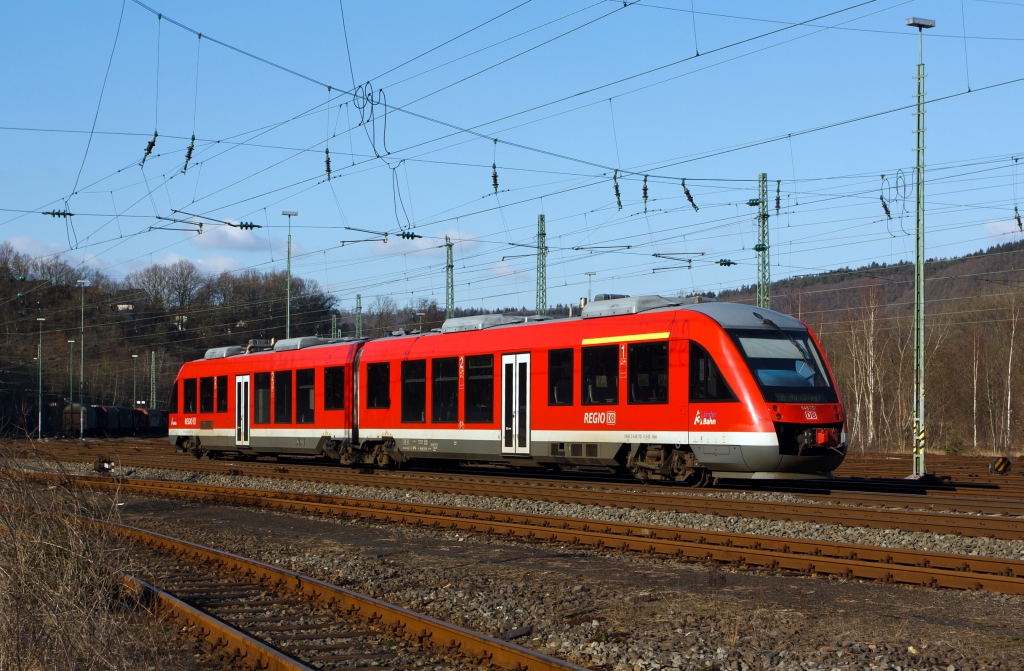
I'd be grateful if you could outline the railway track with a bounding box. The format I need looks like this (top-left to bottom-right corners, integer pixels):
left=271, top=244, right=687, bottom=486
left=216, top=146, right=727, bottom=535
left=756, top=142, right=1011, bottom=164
left=37, top=439, right=1024, bottom=500
left=48, top=473, right=1024, bottom=597
left=21, top=445, right=1024, bottom=539
left=98, top=517, right=584, bottom=671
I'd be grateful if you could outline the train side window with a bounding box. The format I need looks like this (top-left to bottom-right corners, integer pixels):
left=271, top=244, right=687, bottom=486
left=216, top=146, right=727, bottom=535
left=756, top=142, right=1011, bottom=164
left=689, top=342, right=736, bottom=401
left=169, top=381, right=179, bottom=414
left=216, top=375, right=228, bottom=413
left=324, top=366, right=345, bottom=410
left=628, top=342, right=669, bottom=404
left=464, top=355, right=494, bottom=423
left=254, top=373, right=271, bottom=424
left=199, top=377, right=214, bottom=413
left=366, top=363, right=390, bottom=409
left=274, top=370, right=293, bottom=423
left=183, top=378, right=198, bottom=413
left=296, top=369, right=315, bottom=424
left=432, top=357, right=458, bottom=423
left=548, top=348, right=574, bottom=406
left=402, top=360, right=427, bottom=423
left=581, top=346, right=618, bottom=405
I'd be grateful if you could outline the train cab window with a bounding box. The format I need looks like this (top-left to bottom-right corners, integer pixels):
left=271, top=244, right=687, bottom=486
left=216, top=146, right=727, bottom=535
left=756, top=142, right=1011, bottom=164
left=628, top=342, right=669, bottom=404
left=366, top=363, right=390, bottom=409
left=581, top=346, right=618, bottom=405
left=689, top=342, right=736, bottom=401
left=183, top=378, right=198, bottom=413
left=274, top=371, right=292, bottom=423
left=401, top=360, right=427, bottom=423
left=216, top=376, right=228, bottom=413
left=254, top=373, right=271, bottom=424
left=324, top=366, right=345, bottom=410
left=199, top=377, right=214, bottom=413
left=432, top=358, right=458, bottom=423
left=464, top=355, right=494, bottom=423
left=296, top=369, right=315, bottom=424
left=169, top=381, right=179, bottom=414
left=548, top=349, right=574, bottom=406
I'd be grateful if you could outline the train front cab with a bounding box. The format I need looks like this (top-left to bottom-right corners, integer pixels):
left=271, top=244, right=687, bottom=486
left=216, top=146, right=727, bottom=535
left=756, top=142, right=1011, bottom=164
left=682, top=302, right=846, bottom=479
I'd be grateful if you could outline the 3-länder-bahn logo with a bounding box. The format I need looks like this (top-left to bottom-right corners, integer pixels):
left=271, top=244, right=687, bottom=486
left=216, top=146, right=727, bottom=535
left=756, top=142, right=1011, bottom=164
left=693, top=409, right=718, bottom=426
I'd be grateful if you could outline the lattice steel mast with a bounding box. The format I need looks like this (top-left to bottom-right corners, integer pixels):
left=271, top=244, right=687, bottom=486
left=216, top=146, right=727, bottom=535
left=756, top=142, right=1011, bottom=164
left=355, top=294, right=362, bottom=339
left=536, top=214, right=547, bottom=316
left=445, top=236, right=454, bottom=319
left=756, top=173, right=770, bottom=309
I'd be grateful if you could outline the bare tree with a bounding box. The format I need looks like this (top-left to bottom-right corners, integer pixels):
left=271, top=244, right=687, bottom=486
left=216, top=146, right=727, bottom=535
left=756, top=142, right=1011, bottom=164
left=369, top=295, right=397, bottom=336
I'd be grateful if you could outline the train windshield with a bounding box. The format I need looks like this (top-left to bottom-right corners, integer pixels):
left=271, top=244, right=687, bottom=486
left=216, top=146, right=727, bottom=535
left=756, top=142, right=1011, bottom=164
left=728, top=329, right=837, bottom=404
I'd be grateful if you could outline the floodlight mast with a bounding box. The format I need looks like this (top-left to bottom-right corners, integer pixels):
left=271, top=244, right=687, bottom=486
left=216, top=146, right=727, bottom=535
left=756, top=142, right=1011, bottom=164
left=76, top=279, right=89, bottom=443
left=906, top=16, right=934, bottom=480
left=36, top=318, right=45, bottom=439
left=282, top=211, right=298, bottom=338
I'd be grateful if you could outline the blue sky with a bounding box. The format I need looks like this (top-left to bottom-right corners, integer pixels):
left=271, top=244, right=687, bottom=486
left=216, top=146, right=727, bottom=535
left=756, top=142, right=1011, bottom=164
left=2, top=0, right=1022, bottom=312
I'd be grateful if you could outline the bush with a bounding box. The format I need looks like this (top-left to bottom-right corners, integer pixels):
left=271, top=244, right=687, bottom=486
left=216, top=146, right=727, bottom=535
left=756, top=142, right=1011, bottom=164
left=0, top=452, right=188, bottom=670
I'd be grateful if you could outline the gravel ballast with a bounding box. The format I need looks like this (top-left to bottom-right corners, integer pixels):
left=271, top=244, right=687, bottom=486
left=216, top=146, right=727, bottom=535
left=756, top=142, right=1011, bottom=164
left=25, top=459, right=1024, bottom=561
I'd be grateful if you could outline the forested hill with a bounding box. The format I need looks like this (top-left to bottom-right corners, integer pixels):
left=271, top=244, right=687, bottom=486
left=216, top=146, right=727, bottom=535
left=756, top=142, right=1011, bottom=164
left=715, top=239, right=1024, bottom=327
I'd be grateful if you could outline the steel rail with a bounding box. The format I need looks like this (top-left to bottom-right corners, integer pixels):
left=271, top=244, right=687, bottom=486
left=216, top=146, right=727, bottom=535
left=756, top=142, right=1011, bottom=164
left=93, top=516, right=587, bottom=671
left=28, top=447, right=1024, bottom=536
left=119, top=571, right=313, bottom=671
left=44, top=440, right=1024, bottom=500
left=51, top=474, right=1024, bottom=596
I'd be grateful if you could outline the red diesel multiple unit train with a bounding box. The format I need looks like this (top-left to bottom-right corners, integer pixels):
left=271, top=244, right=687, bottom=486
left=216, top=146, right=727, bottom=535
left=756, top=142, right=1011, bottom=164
left=167, top=296, right=846, bottom=483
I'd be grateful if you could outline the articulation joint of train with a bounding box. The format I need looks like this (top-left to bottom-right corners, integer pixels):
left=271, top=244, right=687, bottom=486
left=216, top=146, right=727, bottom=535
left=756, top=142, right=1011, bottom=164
left=168, top=295, right=847, bottom=484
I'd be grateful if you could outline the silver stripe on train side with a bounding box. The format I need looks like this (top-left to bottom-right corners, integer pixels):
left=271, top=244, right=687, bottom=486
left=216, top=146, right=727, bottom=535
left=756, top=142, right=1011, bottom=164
left=533, top=430, right=777, bottom=446
left=359, top=427, right=500, bottom=442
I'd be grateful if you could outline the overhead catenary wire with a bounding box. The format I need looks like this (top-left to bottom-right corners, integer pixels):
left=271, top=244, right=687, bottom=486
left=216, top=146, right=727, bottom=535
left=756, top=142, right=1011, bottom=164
left=16, top=0, right=1024, bottom=323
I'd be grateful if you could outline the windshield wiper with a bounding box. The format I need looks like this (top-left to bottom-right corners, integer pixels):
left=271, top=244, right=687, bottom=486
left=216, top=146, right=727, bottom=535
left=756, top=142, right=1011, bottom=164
left=752, top=312, right=819, bottom=382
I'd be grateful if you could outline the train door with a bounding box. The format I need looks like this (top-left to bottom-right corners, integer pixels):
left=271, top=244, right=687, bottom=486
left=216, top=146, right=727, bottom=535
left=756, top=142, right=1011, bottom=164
left=501, top=353, right=530, bottom=455
left=235, top=375, right=250, bottom=447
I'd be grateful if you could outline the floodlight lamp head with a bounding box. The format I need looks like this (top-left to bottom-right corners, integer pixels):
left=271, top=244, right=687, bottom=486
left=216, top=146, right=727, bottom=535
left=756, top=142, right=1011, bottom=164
left=132, top=354, right=139, bottom=358
left=281, top=210, right=298, bottom=217
left=905, top=17, right=935, bottom=29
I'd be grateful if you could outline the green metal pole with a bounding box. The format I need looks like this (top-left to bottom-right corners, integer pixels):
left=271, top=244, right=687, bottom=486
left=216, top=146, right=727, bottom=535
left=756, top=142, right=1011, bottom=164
left=445, top=236, right=455, bottom=319
left=286, top=215, right=292, bottom=339
left=912, top=26, right=927, bottom=478
left=80, top=285, right=85, bottom=443
left=536, top=215, right=547, bottom=316
left=37, top=320, right=43, bottom=439
left=756, top=173, right=770, bottom=309
left=68, top=340, right=74, bottom=412
left=355, top=294, right=362, bottom=339
left=150, top=351, right=156, bottom=409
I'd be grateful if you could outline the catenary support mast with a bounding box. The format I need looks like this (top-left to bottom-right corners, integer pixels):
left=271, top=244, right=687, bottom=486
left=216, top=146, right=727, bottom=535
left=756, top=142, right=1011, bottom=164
left=907, top=16, right=934, bottom=479
left=536, top=214, right=547, bottom=316
left=445, top=237, right=454, bottom=319
left=756, top=173, right=770, bottom=309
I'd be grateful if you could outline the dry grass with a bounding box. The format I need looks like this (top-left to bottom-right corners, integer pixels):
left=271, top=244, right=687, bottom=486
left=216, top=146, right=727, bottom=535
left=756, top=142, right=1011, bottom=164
left=0, top=450, right=192, bottom=671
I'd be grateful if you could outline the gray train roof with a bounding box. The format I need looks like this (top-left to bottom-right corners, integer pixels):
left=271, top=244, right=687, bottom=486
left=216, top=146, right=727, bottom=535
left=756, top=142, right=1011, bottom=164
left=678, top=302, right=807, bottom=331
left=197, top=298, right=807, bottom=361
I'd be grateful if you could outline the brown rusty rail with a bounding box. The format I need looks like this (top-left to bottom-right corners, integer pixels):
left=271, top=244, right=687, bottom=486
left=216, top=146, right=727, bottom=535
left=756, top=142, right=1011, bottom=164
left=29, top=446, right=1024, bottom=536
left=99, top=518, right=586, bottom=671
left=54, top=474, right=1024, bottom=597
left=121, top=572, right=312, bottom=671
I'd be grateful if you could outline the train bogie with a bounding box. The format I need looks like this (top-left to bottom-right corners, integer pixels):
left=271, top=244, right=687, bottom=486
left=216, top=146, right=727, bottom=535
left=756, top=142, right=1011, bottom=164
left=167, top=297, right=847, bottom=481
